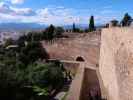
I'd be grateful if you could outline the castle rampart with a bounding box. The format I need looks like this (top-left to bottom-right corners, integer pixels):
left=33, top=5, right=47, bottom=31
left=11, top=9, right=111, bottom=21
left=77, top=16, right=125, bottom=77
left=100, top=27, right=133, bottom=100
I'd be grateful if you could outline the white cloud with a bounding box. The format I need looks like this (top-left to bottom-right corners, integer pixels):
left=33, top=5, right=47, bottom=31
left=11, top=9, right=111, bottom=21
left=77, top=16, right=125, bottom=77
left=0, top=2, right=12, bottom=13
left=35, top=7, right=80, bottom=24
left=0, top=1, right=119, bottom=25
left=0, top=2, right=35, bottom=16
left=11, top=7, right=36, bottom=16
left=10, top=0, right=25, bottom=4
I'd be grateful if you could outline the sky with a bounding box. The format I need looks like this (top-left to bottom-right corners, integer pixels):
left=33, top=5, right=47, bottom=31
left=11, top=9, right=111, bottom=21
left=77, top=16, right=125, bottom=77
left=0, top=0, right=133, bottom=25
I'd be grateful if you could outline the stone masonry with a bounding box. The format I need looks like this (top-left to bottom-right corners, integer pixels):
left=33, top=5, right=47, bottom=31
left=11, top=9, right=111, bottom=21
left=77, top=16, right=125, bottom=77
left=100, top=27, right=133, bottom=100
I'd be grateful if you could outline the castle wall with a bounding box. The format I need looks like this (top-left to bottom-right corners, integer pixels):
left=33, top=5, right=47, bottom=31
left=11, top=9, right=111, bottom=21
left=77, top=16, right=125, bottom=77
left=100, top=27, right=133, bottom=100
left=42, top=33, right=100, bottom=67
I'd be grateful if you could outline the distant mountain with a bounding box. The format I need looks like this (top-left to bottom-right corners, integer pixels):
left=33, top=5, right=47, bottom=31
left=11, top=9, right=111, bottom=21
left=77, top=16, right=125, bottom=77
left=0, top=23, right=103, bottom=31
left=63, top=24, right=104, bottom=30
left=0, top=23, right=46, bottom=31
left=0, top=23, right=88, bottom=30
left=63, top=24, right=89, bottom=30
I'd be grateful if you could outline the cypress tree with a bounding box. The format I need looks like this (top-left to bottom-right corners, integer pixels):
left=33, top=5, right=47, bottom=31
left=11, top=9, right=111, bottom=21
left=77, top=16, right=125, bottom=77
left=89, top=16, right=95, bottom=32
left=72, top=23, right=76, bottom=32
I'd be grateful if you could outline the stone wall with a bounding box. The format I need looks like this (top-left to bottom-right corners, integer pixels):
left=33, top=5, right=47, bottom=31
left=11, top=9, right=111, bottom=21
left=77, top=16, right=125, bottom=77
left=42, top=33, right=100, bottom=67
left=66, top=62, right=85, bottom=100
left=100, top=27, right=133, bottom=100
left=80, top=68, right=101, bottom=100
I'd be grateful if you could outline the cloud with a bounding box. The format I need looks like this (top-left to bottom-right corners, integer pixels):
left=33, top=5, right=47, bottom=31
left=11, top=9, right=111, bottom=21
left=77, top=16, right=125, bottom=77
left=11, top=7, right=36, bottom=16
left=10, top=0, right=25, bottom=4
left=0, top=2, right=35, bottom=16
left=0, top=1, right=90, bottom=24
left=34, top=7, right=80, bottom=24
left=0, top=2, right=119, bottom=25
left=0, top=2, right=12, bottom=13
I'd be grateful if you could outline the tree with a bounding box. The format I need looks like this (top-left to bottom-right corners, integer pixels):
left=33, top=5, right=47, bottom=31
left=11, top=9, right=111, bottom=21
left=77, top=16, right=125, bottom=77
left=72, top=23, right=81, bottom=33
left=121, top=13, right=132, bottom=26
left=72, top=23, right=76, bottom=32
left=0, top=60, right=66, bottom=99
left=45, top=24, right=55, bottom=40
left=89, top=16, right=95, bottom=32
left=4, top=38, right=15, bottom=47
left=29, top=62, right=65, bottom=88
left=111, top=20, right=119, bottom=26
left=0, top=43, right=64, bottom=99
left=54, top=27, right=64, bottom=37
left=18, top=41, right=49, bottom=65
left=17, top=35, right=27, bottom=47
left=0, top=30, right=69, bottom=100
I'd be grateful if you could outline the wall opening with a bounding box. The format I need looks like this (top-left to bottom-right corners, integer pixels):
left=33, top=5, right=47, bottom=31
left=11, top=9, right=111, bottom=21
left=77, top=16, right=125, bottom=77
left=76, top=56, right=85, bottom=62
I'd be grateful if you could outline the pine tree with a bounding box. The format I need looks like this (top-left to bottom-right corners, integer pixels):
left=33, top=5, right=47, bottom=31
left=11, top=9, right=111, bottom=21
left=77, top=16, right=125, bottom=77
left=89, top=16, right=95, bottom=32
left=121, top=13, right=132, bottom=26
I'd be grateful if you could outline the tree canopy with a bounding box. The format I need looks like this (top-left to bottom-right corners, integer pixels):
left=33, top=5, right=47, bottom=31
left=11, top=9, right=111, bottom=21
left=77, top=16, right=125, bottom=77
left=110, top=20, right=119, bottom=26
left=121, top=13, right=132, bottom=26
left=0, top=30, right=68, bottom=100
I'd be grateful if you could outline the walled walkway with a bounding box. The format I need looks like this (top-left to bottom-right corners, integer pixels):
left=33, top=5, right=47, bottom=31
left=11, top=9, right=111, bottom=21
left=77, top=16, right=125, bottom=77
left=55, top=60, right=104, bottom=100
